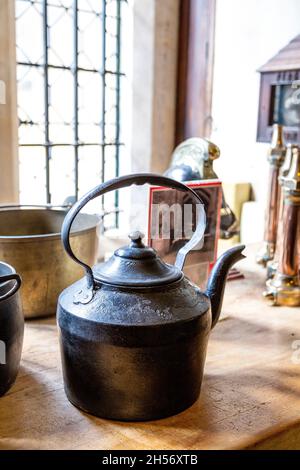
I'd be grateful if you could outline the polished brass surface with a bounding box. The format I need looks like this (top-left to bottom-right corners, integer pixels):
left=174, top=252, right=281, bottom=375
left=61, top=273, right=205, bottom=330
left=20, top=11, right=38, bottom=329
left=268, top=124, right=286, bottom=167
left=257, top=124, right=286, bottom=266
left=264, top=274, right=300, bottom=306
left=264, top=146, right=300, bottom=306
left=0, top=208, right=99, bottom=318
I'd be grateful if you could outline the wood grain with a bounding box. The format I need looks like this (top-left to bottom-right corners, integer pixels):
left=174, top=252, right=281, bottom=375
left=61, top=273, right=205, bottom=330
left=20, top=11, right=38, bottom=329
left=1, top=244, right=300, bottom=449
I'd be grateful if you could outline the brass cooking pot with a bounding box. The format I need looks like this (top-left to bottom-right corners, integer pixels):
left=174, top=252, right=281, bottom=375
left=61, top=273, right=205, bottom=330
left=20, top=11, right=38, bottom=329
left=0, top=205, right=99, bottom=318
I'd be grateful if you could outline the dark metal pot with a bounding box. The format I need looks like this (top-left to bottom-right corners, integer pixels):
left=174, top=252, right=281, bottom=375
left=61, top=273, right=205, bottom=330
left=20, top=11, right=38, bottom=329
left=0, top=262, right=23, bottom=396
left=57, top=174, right=245, bottom=421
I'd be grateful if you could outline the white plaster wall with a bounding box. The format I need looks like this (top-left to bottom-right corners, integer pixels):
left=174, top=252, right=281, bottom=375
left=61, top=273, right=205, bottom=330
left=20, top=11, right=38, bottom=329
left=128, top=0, right=179, bottom=234
left=211, top=0, right=300, bottom=240
left=105, top=0, right=179, bottom=239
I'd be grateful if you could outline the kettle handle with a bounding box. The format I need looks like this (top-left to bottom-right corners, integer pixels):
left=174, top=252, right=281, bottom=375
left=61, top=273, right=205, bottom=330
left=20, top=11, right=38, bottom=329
left=0, top=274, right=22, bottom=302
left=61, top=173, right=206, bottom=289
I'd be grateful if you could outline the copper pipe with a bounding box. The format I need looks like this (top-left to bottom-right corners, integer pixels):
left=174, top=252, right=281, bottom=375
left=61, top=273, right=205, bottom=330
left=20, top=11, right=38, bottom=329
left=278, top=199, right=300, bottom=276
left=264, top=165, right=281, bottom=245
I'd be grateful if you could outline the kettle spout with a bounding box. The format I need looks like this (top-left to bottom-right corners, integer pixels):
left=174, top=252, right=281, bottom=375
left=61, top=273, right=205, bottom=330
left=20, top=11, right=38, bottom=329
left=206, top=245, right=246, bottom=329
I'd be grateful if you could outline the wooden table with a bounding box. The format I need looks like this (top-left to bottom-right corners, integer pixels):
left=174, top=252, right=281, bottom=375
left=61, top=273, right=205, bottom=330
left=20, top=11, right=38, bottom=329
left=1, top=245, right=300, bottom=450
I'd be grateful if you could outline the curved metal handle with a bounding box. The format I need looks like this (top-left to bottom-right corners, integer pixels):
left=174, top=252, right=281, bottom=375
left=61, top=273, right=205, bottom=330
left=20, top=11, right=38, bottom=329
left=61, top=173, right=206, bottom=289
left=0, top=274, right=22, bottom=302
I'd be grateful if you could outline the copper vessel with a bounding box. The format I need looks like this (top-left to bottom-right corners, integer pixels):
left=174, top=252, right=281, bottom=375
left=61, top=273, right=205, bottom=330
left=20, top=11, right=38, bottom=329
left=264, top=146, right=300, bottom=306
left=267, top=143, right=296, bottom=279
left=257, top=124, right=286, bottom=266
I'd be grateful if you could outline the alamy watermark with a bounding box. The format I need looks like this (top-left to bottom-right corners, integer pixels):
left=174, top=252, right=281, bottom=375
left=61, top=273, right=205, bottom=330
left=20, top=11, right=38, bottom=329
left=291, top=340, right=300, bottom=364
left=0, top=340, right=6, bottom=365
left=99, top=201, right=205, bottom=244
left=150, top=203, right=204, bottom=241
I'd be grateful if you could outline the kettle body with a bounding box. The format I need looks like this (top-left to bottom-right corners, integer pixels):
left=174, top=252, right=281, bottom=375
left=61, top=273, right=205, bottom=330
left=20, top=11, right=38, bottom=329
left=58, top=277, right=211, bottom=421
left=57, top=174, right=245, bottom=421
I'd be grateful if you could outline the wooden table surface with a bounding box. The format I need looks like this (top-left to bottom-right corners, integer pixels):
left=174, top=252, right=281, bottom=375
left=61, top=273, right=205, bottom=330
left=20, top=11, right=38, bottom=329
left=1, top=245, right=300, bottom=450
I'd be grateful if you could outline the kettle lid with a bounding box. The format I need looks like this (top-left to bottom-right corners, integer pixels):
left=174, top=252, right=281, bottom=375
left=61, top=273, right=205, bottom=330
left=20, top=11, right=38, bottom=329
left=93, top=231, right=182, bottom=288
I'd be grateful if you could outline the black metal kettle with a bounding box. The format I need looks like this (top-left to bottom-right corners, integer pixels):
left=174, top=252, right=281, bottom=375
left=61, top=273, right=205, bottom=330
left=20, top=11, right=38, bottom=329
left=57, top=174, right=245, bottom=421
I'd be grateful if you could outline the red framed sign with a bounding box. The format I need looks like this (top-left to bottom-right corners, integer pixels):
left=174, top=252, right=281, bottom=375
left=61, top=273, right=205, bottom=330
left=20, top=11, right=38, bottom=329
left=148, top=179, right=222, bottom=288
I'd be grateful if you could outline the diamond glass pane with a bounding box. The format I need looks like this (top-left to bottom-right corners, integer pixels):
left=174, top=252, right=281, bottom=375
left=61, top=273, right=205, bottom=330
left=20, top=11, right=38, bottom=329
left=78, top=145, right=102, bottom=197
left=119, top=74, right=129, bottom=144
left=50, top=146, right=75, bottom=204
left=49, top=1, right=73, bottom=8
left=103, top=144, right=118, bottom=229
left=78, top=71, right=102, bottom=141
left=16, top=1, right=43, bottom=64
left=78, top=0, right=102, bottom=14
left=104, top=73, right=117, bottom=144
left=19, top=146, right=47, bottom=204
left=18, top=123, right=45, bottom=146
left=120, top=0, right=130, bottom=75
left=48, top=4, right=74, bottom=67
left=17, top=65, right=45, bottom=126
left=78, top=10, right=103, bottom=70
left=48, top=68, right=74, bottom=142
left=104, top=145, right=117, bottom=181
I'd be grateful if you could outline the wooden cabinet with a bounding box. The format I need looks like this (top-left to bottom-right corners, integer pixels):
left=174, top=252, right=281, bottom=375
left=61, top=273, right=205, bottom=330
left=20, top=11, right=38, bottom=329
left=257, top=35, right=300, bottom=143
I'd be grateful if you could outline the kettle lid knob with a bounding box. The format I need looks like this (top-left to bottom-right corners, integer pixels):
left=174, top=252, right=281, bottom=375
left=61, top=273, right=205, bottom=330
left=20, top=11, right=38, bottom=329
left=128, top=231, right=145, bottom=247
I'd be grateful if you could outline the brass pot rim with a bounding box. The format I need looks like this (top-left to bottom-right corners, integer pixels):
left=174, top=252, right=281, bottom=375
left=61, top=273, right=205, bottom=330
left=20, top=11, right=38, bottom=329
left=0, top=228, right=97, bottom=243
left=0, top=208, right=99, bottom=242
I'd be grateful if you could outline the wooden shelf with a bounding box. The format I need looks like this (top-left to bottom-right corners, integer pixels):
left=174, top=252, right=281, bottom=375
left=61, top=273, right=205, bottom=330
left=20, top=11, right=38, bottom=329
left=1, top=245, right=300, bottom=450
